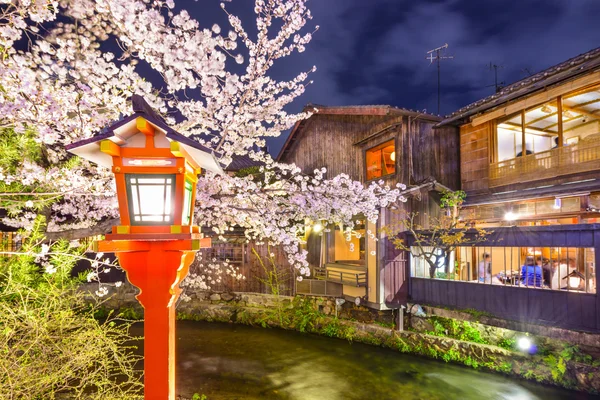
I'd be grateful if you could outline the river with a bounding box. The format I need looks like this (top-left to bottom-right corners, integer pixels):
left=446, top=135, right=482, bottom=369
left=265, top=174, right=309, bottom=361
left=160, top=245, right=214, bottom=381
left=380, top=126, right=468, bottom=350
left=130, top=321, right=599, bottom=400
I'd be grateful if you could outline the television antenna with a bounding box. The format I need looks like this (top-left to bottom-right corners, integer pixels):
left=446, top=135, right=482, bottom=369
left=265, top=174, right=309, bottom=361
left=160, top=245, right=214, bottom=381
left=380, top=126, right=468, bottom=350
left=426, top=43, right=454, bottom=115
left=488, top=62, right=505, bottom=93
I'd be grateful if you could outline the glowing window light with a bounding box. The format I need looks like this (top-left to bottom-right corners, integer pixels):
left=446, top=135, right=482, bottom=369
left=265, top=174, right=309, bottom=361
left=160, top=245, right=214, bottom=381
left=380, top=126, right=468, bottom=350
left=126, top=174, right=176, bottom=225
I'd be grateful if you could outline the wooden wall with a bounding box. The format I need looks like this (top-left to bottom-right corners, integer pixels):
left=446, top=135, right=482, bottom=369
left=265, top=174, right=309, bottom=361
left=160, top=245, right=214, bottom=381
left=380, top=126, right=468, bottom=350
left=460, top=121, right=491, bottom=195
left=280, top=114, right=403, bottom=181
left=192, top=241, right=296, bottom=295
left=411, top=278, right=599, bottom=333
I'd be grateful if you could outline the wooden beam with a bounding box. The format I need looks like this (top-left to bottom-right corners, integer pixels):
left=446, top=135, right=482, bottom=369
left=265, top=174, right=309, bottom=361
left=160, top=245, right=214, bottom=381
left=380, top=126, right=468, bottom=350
left=136, top=117, right=155, bottom=136
left=471, top=71, right=600, bottom=127
left=564, top=119, right=598, bottom=133
left=557, top=96, right=563, bottom=147
left=525, top=111, right=557, bottom=127
left=564, top=105, right=600, bottom=120
left=542, top=108, right=599, bottom=131
left=100, top=140, right=121, bottom=156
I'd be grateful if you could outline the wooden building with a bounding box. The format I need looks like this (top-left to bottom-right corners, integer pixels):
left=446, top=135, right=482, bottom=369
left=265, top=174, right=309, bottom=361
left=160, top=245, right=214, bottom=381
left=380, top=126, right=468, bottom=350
left=277, top=105, right=459, bottom=309
left=420, top=47, right=600, bottom=332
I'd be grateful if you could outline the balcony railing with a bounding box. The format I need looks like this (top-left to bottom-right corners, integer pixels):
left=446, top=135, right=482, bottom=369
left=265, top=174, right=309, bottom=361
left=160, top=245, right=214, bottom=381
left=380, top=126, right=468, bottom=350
left=489, top=137, right=600, bottom=187
left=315, top=264, right=367, bottom=287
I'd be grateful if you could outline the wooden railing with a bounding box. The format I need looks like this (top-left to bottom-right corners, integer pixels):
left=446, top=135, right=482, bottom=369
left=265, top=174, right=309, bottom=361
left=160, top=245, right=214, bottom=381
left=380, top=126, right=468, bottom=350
left=489, top=138, right=600, bottom=187
left=315, top=264, right=367, bottom=287
left=296, top=279, right=343, bottom=297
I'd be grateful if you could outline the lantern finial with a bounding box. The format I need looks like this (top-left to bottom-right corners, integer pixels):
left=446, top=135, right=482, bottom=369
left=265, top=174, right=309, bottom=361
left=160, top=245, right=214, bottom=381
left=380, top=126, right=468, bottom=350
left=131, top=94, right=165, bottom=123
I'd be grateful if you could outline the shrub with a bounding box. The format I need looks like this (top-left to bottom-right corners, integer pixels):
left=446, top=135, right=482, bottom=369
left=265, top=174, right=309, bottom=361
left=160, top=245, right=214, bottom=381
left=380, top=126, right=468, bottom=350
left=0, top=221, right=143, bottom=399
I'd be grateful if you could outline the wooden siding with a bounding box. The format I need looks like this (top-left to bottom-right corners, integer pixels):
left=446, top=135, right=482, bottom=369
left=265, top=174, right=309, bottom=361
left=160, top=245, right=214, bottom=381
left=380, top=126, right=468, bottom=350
left=410, top=279, right=598, bottom=332
left=460, top=121, right=491, bottom=195
left=280, top=114, right=403, bottom=181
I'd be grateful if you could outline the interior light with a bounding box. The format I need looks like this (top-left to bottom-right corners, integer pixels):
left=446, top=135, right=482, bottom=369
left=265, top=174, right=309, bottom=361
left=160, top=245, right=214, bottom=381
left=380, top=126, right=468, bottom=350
left=126, top=175, right=175, bottom=225
left=390, top=151, right=396, bottom=161
left=562, top=110, right=575, bottom=119
left=540, top=104, right=552, bottom=113
left=569, top=275, right=582, bottom=289
left=517, top=337, right=532, bottom=351
left=504, top=211, right=517, bottom=221
left=313, top=222, right=323, bottom=233
left=553, top=198, right=562, bottom=210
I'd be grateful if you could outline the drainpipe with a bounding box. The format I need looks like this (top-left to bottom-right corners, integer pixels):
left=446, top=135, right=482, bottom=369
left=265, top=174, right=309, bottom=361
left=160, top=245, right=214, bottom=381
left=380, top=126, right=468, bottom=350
left=396, top=305, right=406, bottom=331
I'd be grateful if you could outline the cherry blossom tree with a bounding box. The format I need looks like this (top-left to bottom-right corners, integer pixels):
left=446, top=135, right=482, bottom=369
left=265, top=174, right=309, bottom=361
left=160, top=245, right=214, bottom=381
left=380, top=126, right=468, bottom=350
left=0, top=0, right=407, bottom=286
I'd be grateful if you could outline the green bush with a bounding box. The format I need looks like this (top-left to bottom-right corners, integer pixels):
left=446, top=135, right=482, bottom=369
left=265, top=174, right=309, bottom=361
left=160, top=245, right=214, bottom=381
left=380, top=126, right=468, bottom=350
left=0, top=220, right=143, bottom=399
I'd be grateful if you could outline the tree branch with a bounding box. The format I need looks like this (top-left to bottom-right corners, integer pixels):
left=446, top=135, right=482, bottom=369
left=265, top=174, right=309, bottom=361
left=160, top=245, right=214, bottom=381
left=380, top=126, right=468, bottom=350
left=44, top=218, right=119, bottom=242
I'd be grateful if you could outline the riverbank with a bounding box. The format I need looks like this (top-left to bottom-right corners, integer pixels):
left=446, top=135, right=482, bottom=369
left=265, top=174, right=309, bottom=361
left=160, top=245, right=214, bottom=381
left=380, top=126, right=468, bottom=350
left=86, top=283, right=600, bottom=395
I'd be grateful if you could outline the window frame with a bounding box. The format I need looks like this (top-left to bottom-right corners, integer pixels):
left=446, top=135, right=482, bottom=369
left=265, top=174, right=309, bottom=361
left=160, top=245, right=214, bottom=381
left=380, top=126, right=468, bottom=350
left=364, top=138, right=396, bottom=181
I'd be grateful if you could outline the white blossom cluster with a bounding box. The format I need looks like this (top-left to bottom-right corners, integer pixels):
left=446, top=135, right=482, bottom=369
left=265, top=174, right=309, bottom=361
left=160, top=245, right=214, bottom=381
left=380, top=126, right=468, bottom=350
left=0, top=1, right=408, bottom=286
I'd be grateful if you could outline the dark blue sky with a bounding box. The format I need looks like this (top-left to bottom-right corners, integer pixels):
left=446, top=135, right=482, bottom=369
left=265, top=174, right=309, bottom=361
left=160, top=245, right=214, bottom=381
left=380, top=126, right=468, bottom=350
left=175, top=0, right=600, bottom=155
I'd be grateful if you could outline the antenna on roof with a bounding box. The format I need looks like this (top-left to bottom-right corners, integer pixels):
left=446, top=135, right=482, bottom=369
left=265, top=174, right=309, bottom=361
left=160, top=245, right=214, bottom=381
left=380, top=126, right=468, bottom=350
left=426, top=43, right=454, bottom=115
left=488, top=62, right=505, bottom=93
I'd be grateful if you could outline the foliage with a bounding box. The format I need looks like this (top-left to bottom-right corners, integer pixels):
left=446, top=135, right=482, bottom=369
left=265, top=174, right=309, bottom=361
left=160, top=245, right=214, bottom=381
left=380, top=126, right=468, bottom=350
left=424, top=317, right=488, bottom=345
left=192, top=394, right=208, bottom=400
left=118, top=306, right=144, bottom=321
left=0, top=220, right=142, bottom=399
left=382, top=191, right=490, bottom=278
left=497, top=337, right=516, bottom=351
left=544, top=355, right=567, bottom=383
left=321, top=319, right=356, bottom=342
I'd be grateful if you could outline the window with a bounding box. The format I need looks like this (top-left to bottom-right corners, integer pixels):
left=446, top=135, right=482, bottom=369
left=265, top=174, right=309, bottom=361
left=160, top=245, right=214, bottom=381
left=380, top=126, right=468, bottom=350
left=562, top=85, right=600, bottom=143
left=366, top=139, right=395, bottom=180
left=411, top=245, right=596, bottom=294
left=496, top=113, right=523, bottom=161
left=494, top=85, right=600, bottom=161
left=523, top=99, right=558, bottom=153
left=182, top=180, right=194, bottom=226
left=126, top=174, right=176, bottom=225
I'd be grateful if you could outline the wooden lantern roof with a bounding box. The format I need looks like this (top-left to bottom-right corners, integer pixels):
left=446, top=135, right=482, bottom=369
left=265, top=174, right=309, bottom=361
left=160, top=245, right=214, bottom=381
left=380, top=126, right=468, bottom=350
left=66, top=96, right=223, bottom=175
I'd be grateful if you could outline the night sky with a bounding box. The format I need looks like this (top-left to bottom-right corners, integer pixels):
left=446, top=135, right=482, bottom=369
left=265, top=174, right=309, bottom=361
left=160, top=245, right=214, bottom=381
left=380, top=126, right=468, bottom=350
left=172, top=0, right=600, bottom=155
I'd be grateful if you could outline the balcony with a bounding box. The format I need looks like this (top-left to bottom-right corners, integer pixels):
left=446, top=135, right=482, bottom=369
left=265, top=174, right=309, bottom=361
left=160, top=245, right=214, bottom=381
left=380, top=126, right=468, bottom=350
left=489, top=138, right=600, bottom=188
left=315, top=263, right=367, bottom=287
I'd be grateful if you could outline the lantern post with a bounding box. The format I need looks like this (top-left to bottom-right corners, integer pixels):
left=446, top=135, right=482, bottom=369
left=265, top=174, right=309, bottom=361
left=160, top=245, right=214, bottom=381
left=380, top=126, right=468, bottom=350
left=67, top=96, right=222, bottom=400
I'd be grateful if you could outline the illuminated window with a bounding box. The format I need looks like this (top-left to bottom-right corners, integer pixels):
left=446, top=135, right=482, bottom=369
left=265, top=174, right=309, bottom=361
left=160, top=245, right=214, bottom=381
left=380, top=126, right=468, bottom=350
left=496, top=113, right=523, bottom=161
left=562, top=85, right=600, bottom=143
left=495, top=85, right=600, bottom=161
left=366, top=139, right=395, bottom=180
left=182, top=180, right=194, bottom=226
left=126, top=174, right=176, bottom=225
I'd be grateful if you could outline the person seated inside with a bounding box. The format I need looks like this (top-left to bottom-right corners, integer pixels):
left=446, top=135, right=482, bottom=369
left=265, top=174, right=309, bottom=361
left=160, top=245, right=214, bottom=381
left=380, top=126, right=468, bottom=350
left=541, top=257, right=553, bottom=287
left=478, top=253, right=491, bottom=283
left=516, top=149, right=533, bottom=157
left=521, top=256, right=543, bottom=287
left=552, top=137, right=559, bottom=149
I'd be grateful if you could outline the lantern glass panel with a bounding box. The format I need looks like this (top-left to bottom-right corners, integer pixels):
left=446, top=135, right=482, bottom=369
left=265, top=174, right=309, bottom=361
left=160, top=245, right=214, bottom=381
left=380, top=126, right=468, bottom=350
left=126, top=174, right=176, bottom=225
left=182, top=179, right=193, bottom=225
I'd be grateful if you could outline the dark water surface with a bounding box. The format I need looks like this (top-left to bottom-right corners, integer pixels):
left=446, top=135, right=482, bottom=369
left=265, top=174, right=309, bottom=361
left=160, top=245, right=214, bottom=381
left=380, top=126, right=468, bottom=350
left=131, top=321, right=598, bottom=400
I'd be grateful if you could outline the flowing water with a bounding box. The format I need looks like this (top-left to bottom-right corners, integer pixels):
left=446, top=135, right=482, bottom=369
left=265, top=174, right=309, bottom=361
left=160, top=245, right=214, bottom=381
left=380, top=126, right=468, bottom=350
left=131, top=321, right=599, bottom=400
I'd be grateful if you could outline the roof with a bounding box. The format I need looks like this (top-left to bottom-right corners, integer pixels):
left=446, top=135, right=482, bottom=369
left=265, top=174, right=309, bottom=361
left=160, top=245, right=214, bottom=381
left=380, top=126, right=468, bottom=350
left=277, top=104, right=441, bottom=161
left=439, top=46, right=600, bottom=127
left=66, top=111, right=224, bottom=174
left=224, top=154, right=264, bottom=172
